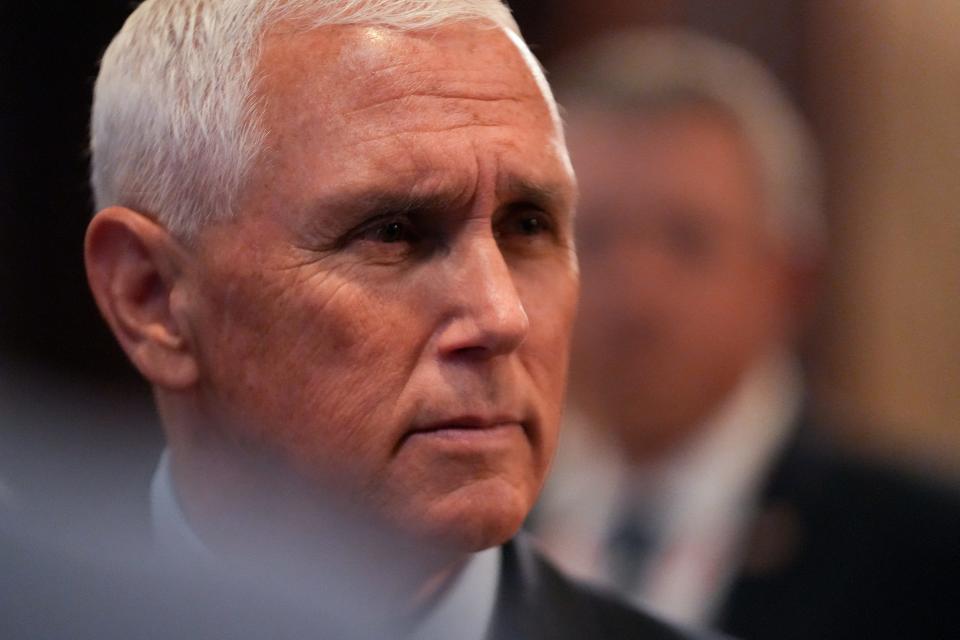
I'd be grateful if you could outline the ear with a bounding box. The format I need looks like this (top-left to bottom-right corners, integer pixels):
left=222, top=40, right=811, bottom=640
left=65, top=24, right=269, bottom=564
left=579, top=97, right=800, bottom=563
left=84, top=207, right=199, bottom=390
left=769, top=244, right=824, bottom=343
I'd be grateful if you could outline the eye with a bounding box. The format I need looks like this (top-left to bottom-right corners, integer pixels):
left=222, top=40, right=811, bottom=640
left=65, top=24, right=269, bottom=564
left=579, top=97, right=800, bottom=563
left=371, top=220, right=414, bottom=244
left=354, top=216, right=422, bottom=246
left=659, top=213, right=713, bottom=265
left=517, top=215, right=546, bottom=236
left=497, top=206, right=556, bottom=242
left=335, top=212, right=437, bottom=265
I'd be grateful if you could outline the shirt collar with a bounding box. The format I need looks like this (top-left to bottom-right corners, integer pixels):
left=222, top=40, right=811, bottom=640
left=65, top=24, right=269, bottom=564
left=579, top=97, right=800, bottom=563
left=410, top=545, right=501, bottom=640
left=150, top=450, right=209, bottom=556
left=150, top=451, right=501, bottom=640
left=536, top=351, right=802, bottom=580
left=643, top=350, right=803, bottom=537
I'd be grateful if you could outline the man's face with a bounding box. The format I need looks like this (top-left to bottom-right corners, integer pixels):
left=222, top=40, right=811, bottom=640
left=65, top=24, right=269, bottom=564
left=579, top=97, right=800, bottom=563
left=568, top=105, right=791, bottom=459
left=174, top=24, right=578, bottom=551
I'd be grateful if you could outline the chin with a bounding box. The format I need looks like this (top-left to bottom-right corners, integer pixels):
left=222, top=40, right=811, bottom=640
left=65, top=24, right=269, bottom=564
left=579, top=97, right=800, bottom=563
left=407, top=479, right=532, bottom=553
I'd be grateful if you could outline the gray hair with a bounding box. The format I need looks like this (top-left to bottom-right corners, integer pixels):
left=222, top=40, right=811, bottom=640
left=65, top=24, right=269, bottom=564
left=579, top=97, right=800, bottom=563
left=90, top=0, right=520, bottom=238
left=556, top=28, right=826, bottom=265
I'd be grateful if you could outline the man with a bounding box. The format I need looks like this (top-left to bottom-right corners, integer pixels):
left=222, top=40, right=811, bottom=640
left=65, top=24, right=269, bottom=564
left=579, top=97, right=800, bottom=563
left=82, top=2, right=703, bottom=638
left=530, top=28, right=960, bottom=640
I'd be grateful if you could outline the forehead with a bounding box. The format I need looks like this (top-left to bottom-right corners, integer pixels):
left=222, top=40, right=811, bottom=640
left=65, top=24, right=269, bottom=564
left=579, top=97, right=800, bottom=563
left=244, top=23, right=566, bottom=206
left=568, top=104, right=752, bottom=178
left=569, top=105, right=763, bottom=224
left=257, top=21, right=545, bottom=108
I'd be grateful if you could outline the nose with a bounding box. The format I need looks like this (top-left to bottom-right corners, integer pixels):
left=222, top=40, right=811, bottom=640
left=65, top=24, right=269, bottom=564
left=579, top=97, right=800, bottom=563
left=435, top=232, right=530, bottom=359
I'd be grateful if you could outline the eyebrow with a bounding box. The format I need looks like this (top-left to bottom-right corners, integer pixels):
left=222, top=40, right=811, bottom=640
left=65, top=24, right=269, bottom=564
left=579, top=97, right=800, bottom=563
left=497, top=175, right=573, bottom=214
left=310, top=189, right=465, bottom=229
left=313, top=175, right=572, bottom=221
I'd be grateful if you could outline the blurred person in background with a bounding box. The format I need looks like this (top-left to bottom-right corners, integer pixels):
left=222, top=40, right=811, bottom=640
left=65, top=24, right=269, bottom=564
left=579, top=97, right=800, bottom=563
left=530, top=28, right=960, bottom=640
left=74, top=1, right=715, bottom=639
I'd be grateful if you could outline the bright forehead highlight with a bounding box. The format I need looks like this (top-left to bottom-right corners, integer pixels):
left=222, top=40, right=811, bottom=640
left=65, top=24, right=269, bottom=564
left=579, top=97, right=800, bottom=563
left=502, top=29, right=572, bottom=181
left=504, top=28, right=562, bottom=126
left=361, top=25, right=388, bottom=42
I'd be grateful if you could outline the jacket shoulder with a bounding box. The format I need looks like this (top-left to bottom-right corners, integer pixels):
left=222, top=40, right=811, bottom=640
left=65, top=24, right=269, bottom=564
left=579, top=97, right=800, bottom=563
left=720, top=428, right=960, bottom=639
left=491, top=535, right=709, bottom=640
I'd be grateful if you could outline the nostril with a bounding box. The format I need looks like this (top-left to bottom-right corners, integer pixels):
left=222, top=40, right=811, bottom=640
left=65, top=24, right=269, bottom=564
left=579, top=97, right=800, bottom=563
left=450, top=344, right=494, bottom=360
left=436, top=301, right=529, bottom=359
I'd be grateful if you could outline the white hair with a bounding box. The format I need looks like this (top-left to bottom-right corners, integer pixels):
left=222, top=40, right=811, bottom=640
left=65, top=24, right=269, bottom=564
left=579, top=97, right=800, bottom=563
left=556, top=28, right=826, bottom=265
left=90, top=0, right=520, bottom=238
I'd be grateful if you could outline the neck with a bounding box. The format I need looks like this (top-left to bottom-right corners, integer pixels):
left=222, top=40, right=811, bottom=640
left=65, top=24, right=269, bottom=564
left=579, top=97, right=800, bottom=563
left=162, top=444, right=469, bottom=617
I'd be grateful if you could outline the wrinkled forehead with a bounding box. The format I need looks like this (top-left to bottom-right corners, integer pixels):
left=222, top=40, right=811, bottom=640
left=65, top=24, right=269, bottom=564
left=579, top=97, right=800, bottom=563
left=254, top=22, right=558, bottom=142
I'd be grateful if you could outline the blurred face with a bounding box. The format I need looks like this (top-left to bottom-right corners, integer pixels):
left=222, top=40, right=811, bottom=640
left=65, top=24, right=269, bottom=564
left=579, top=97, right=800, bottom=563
left=171, top=24, right=578, bottom=552
left=568, top=105, right=791, bottom=460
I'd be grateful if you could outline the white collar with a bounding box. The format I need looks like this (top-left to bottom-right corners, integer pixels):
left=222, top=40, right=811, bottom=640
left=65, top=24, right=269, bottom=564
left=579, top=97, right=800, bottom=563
left=150, top=450, right=209, bottom=556
left=545, top=352, right=801, bottom=530
left=537, top=352, right=803, bottom=626
left=411, top=545, right=500, bottom=640
left=638, top=351, right=803, bottom=540
left=150, top=452, right=500, bottom=640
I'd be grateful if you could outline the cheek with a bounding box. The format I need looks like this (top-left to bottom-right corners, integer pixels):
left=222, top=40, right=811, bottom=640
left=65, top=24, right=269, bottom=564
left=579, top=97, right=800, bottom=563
left=694, top=269, right=771, bottom=338
left=517, top=263, right=578, bottom=427
left=193, top=268, right=423, bottom=463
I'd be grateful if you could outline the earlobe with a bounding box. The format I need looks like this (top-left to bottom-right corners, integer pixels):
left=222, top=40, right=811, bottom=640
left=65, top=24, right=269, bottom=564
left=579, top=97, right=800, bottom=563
left=84, top=207, right=199, bottom=390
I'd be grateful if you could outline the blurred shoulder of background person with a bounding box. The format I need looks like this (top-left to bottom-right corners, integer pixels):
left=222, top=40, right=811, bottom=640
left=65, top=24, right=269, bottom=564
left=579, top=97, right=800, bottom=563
left=528, top=27, right=960, bottom=640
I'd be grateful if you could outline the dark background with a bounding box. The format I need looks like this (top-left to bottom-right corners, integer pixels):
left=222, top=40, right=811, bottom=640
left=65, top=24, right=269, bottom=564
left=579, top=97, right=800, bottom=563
left=0, top=2, right=141, bottom=394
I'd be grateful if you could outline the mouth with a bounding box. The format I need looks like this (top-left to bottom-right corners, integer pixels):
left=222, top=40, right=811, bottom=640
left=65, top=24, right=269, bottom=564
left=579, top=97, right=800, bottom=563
left=398, top=416, right=528, bottom=450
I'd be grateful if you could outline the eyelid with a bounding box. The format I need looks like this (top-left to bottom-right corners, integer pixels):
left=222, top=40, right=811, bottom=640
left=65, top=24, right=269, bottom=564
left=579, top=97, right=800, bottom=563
left=496, top=203, right=558, bottom=237
left=340, top=211, right=417, bottom=246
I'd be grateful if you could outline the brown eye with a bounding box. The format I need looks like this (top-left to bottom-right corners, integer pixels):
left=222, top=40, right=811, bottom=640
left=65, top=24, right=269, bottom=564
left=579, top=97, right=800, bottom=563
left=375, top=221, right=409, bottom=243
left=497, top=207, right=555, bottom=242
left=359, top=217, right=421, bottom=245
left=518, top=215, right=545, bottom=236
left=340, top=213, right=438, bottom=265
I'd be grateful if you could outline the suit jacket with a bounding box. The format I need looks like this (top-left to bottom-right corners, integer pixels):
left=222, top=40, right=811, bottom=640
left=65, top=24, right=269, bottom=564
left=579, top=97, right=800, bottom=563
left=1, top=419, right=702, bottom=640
left=0, top=519, right=705, bottom=640
left=491, top=535, right=710, bottom=640
left=717, top=421, right=960, bottom=640
left=0, top=509, right=375, bottom=640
